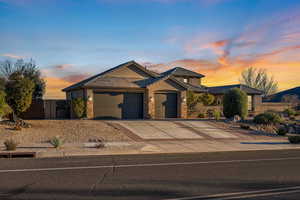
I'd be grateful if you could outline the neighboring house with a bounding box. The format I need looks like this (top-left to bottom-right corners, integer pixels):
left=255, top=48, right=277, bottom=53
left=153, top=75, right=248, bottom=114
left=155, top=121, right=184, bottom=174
left=264, top=86, right=300, bottom=103
left=63, top=61, right=263, bottom=119
left=208, top=84, right=263, bottom=112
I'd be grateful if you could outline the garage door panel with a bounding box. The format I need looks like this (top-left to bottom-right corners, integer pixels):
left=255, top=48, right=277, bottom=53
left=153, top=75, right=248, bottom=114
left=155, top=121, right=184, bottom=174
left=93, top=92, right=123, bottom=119
left=122, top=93, right=143, bottom=119
left=155, top=93, right=177, bottom=118
left=93, top=92, right=143, bottom=119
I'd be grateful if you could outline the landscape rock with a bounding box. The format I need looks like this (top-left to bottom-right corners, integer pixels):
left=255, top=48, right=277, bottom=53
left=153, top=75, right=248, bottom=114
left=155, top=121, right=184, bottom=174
left=232, top=115, right=241, bottom=122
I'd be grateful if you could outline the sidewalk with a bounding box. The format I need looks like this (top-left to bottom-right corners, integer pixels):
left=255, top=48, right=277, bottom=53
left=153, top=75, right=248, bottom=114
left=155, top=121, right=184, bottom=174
left=1, top=138, right=299, bottom=158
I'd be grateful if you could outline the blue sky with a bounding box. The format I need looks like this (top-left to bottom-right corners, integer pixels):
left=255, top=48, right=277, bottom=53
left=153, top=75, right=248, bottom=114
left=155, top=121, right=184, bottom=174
left=0, top=0, right=300, bottom=98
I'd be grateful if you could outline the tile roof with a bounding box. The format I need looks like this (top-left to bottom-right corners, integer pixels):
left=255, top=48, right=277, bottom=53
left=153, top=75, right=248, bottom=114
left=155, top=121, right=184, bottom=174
left=264, top=86, right=300, bottom=102
left=160, top=67, right=205, bottom=78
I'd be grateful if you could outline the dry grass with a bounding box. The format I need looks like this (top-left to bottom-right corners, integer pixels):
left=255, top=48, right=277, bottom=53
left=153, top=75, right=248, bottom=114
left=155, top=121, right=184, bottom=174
left=0, top=120, right=132, bottom=144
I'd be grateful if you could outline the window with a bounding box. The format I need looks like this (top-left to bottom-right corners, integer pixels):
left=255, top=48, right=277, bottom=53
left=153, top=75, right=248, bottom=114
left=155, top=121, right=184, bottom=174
left=248, top=95, right=253, bottom=111
left=183, top=78, right=188, bottom=83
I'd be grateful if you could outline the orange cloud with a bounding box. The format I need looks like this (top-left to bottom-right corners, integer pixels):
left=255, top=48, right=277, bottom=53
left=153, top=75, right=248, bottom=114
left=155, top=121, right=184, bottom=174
left=44, top=77, right=70, bottom=99
left=43, top=64, right=91, bottom=99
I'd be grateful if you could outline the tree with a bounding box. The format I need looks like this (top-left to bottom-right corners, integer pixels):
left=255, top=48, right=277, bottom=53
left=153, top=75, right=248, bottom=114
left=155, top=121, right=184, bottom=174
left=223, top=88, right=248, bottom=119
left=240, top=67, right=278, bottom=96
left=199, top=93, right=215, bottom=106
left=187, top=91, right=201, bottom=114
left=5, top=75, right=35, bottom=117
left=0, top=59, right=46, bottom=99
left=0, top=90, right=12, bottom=118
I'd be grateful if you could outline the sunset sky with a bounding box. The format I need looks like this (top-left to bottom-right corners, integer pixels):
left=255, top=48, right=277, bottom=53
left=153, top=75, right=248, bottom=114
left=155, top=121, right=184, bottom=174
left=0, top=0, right=299, bottom=99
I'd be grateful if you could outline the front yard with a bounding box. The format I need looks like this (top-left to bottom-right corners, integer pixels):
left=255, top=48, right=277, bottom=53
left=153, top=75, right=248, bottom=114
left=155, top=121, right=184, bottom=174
left=0, top=120, right=132, bottom=144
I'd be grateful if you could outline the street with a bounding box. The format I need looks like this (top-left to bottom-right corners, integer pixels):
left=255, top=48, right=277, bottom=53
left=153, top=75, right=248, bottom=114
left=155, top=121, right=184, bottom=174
left=1, top=150, right=300, bottom=200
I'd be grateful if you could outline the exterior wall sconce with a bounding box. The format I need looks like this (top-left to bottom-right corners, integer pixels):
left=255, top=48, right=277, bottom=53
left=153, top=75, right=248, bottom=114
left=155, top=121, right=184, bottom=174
left=149, top=96, right=154, bottom=103
left=182, top=97, right=186, bottom=103
left=88, top=96, right=93, bottom=102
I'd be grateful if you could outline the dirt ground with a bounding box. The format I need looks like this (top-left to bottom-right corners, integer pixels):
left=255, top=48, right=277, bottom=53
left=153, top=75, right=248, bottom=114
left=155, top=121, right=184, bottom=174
left=0, top=120, right=132, bottom=144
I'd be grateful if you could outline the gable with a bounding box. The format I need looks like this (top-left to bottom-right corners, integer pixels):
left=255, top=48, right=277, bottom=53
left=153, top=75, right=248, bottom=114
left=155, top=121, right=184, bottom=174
left=62, top=61, right=157, bottom=91
left=103, top=63, right=152, bottom=79
left=147, top=77, right=185, bottom=91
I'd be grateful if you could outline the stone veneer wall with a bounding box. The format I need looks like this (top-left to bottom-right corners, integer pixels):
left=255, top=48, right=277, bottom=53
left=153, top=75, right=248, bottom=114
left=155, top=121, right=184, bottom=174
left=86, top=89, right=94, bottom=119
left=256, top=102, right=294, bottom=113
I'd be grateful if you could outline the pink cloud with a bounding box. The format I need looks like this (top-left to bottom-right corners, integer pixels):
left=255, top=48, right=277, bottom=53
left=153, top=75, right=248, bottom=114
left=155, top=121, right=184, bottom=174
left=1, top=53, right=23, bottom=59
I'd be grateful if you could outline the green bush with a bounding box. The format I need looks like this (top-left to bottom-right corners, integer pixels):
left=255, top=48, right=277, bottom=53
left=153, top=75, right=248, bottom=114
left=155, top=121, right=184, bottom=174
left=199, top=93, right=215, bottom=106
left=72, top=98, right=86, bottom=118
left=277, top=127, right=287, bottom=136
left=288, top=135, right=300, bottom=144
left=213, top=110, right=221, bottom=120
left=253, top=112, right=282, bottom=125
left=197, top=112, right=205, bottom=118
left=223, top=88, right=248, bottom=119
left=284, top=108, right=296, bottom=117
left=4, top=139, right=18, bottom=151
left=50, top=136, right=64, bottom=148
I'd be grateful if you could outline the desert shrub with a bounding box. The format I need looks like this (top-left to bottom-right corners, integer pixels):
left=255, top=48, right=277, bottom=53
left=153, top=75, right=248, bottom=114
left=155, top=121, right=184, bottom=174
left=284, top=108, right=296, bottom=117
left=213, top=110, right=221, bottom=120
left=256, top=124, right=278, bottom=134
left=50, top=136, right=64, bottom=148
left=253, top=112, right=282, bottom=125
left=4, top=139, right=18, bottom=151
left=223, top=88, right=248, bottom=119
left=199, top=93, right=215, bottom=106
left=197, top=112, right=205, bottom=118
left=277, top=127, right=287, bottom=136
left=240, top=124, right=250, bottom=130
left=71, top=98, right=86, bottom=118
left=206, top=109, right=214, bottom=118
left=288, top=135, right=300, bottom=144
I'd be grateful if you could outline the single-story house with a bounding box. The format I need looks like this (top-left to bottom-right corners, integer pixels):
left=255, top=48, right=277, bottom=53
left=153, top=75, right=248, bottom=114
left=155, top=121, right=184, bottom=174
left=263, top=86, right=300, bottom=103
left=207, top=84, right=263, bottom=111
left=62, top=61, right=263, bottom=119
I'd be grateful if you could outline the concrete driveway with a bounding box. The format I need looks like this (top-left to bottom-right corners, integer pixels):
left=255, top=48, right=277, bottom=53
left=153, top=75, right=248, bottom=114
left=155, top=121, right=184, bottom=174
left=110, top=120, right=239, bottom=141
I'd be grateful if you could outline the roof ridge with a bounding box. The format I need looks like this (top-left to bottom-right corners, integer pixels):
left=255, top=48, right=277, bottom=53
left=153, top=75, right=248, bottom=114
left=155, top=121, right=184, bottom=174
left=62, top=60, right=157, bottom=91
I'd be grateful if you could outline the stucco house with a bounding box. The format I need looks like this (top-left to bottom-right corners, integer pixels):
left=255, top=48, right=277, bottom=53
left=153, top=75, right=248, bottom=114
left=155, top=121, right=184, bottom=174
left=62, top=60, right=263, bottom=119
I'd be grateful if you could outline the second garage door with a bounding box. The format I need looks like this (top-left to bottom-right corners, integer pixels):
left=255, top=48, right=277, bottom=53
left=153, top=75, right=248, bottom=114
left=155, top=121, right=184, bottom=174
left=93, top=92, right=143, bottom=119
left=155, top=92, right=178, bottom=118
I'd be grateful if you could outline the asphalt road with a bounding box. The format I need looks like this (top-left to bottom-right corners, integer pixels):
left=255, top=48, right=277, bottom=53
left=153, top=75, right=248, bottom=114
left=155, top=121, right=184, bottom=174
left=1, top=150, right=300, bottom=200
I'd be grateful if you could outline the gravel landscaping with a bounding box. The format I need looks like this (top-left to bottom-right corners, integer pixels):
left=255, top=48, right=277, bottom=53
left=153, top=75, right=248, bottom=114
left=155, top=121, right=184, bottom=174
left=0, top=120, right=132, bottom=144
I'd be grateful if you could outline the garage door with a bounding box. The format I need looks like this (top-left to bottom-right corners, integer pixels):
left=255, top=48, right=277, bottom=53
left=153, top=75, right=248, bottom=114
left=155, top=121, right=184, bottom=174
left=93, top=92, right=143, bottom=119
left=155, top=93, right=178, bottom=118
